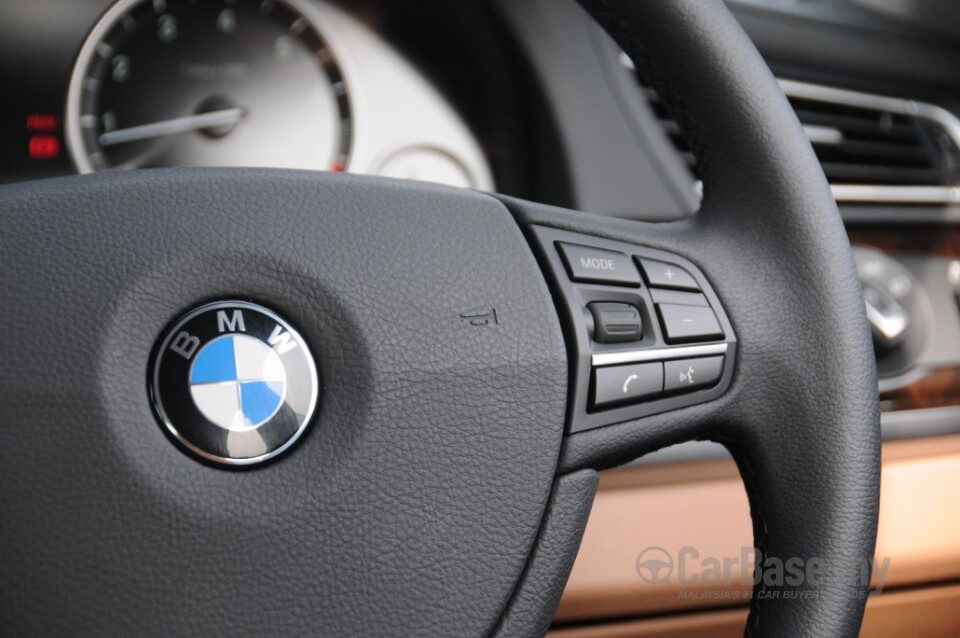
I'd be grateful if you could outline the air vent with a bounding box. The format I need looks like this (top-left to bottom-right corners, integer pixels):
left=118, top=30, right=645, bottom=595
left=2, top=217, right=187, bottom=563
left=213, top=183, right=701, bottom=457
left=622, top=53, right=960, bottom=204
left=788, top=95, right=943, bottom=186
left=630, top=66, right=700, bottom=180
left=782, top=79, right=960, bottom=204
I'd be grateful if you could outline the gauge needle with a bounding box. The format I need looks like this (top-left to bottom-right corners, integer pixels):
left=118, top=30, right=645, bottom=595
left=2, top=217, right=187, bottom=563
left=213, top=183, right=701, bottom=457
left=98, top=107, right=247, bottom=146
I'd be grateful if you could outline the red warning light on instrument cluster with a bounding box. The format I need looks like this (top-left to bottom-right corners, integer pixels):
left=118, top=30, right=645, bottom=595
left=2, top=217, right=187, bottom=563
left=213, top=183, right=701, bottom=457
left=26, top=113, right=62, bottom=160
left=26, top=113, right=59, bottom=132
left=28, top=135, right=60, bottom=160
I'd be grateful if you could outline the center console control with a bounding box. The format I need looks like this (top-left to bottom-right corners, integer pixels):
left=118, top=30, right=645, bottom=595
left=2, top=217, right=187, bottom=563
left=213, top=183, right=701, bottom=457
left=530, top=226, right=737, bottom=433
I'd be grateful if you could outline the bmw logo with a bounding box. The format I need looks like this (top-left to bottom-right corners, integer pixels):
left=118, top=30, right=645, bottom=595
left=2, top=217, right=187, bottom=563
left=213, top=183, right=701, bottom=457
left=150, top=301, right=319, bottom=466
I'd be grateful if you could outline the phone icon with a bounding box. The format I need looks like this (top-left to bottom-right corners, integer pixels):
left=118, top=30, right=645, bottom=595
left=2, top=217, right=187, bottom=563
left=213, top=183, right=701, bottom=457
left=622, top=374, right=638, bottom=393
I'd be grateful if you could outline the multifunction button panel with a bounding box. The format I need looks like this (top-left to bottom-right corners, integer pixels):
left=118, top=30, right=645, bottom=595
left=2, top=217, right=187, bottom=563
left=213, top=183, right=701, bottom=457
left=532, top=226, right=737, bottom=433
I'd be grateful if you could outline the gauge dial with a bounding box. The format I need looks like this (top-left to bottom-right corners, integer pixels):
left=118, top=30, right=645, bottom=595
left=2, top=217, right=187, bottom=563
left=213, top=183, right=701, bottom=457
left=66, top=0, right=352, bottom=173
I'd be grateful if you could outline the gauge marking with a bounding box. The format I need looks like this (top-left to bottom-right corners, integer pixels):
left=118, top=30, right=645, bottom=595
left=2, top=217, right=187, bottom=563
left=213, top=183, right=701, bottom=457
left=157, top=14, right=178, bottom=42
left=65, top=0, right=353, bottom=174
left=215, top=9, right=237, bottom=34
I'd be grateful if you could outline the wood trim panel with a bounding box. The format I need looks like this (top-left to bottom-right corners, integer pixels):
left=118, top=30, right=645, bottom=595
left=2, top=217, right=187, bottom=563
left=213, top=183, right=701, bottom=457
left=849, top=227, right=960, bottom=260
left=553, top=435, right=960, bottom=623
left=880, top=367, right=960, bottom=412
left=548, top=582, right=960, bottom=638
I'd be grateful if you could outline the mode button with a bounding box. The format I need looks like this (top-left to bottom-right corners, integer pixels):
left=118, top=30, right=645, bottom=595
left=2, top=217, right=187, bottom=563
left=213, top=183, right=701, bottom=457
left=557, top=243, right=641, bottom=287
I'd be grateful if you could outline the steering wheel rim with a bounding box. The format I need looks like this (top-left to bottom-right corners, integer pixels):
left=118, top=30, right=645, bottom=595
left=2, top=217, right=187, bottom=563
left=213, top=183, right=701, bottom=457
left=0, top=1, right=880, bottom=637
left=550, top=1, right=881, bottom=634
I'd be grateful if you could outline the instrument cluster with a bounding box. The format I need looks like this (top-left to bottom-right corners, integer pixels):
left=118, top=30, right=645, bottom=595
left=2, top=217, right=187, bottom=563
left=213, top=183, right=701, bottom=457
left=1, top=0, right=495, bottom=191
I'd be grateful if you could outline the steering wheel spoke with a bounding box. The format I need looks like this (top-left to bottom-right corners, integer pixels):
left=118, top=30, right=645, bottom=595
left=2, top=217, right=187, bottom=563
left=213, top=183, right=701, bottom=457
left=504, top=168, right=880, bottom=633
left=512, top=217, right=734, bottom=464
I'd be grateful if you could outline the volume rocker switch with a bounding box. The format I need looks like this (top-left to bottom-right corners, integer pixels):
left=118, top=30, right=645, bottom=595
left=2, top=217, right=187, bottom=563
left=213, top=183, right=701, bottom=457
left=657, top=304, right=724, bottom=343
left=638, top=258, right=701, bottom=291
left=589, top=302, right=643, bottom=343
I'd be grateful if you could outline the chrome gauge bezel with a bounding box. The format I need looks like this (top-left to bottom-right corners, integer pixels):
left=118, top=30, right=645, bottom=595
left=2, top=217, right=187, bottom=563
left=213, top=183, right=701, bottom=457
left=64, top=0, right=355, bottom=174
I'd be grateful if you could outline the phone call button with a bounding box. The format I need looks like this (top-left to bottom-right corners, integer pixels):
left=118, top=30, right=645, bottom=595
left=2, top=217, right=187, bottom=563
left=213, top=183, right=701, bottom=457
left=592, top=362, right=664, bottom=411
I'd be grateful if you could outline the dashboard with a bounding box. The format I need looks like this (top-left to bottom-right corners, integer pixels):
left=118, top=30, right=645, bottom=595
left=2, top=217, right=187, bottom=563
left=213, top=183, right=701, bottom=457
left=4, top=0, right=960, bottom=636
left=0, top=0, right=562, bottom=196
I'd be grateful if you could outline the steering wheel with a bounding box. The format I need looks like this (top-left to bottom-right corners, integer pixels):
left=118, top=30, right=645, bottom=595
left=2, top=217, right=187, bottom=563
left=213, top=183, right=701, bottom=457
left=0, top=1, right=880, bottom=636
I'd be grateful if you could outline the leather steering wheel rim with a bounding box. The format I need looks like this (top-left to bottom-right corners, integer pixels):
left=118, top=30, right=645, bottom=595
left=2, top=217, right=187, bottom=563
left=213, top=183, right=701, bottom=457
left=549, top=1, right=882, bottom=634
left=0, top=1, right=880, bottom=637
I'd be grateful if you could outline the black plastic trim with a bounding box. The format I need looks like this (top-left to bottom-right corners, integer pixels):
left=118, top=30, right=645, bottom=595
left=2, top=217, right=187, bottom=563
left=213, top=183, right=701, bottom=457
left=529, top=225, right=737, bottom=434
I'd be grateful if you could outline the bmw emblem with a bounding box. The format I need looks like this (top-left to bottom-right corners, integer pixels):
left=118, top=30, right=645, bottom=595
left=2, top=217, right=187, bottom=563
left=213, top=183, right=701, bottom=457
left=150, top=301, right=319, bottom=466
